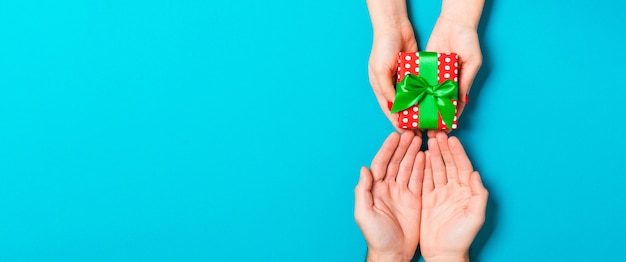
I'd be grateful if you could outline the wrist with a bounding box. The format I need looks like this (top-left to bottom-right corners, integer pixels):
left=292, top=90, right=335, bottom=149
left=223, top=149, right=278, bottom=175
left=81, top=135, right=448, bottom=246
left=366, top=251, right=412, bottom=262
left=371, top=18, right=412, bottom=40
left=439, top=0, right=484, bottom=29
left=437, top=14, right=478, bottom=31
left=366, top=0, right=411, bottom=31
left=425, top=254, right=470, bottom=262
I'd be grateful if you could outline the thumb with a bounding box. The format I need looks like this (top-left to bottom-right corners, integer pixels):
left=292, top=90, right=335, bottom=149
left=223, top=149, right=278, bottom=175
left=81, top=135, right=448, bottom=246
left=459, top=57, right=481, bottom=104
left=468, top=171, right=488, bottom=219
left=375, top=71, right=397, bottom=103
left=355, top=166, right=375, bottom=222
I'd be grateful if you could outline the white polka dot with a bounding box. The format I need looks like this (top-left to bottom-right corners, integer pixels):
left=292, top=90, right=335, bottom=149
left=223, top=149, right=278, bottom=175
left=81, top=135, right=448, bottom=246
left=453, top=101, right=458, bottom=105
left=452, top=124, right=458, bottom=129
left=405, top=71, right=410, bottom=75
left=412, top=122, right=418, bottom=127
left=412, top=114, right=418, bottom=119
left=454, top=62, right=458, bottom=67
left=444, top=73, right=450, bottom=78
left=454, top=77, right=458, bottom=82
left=445, top=65, right=450, bottom=70
left=397, top=67, right=401, bottom=71
left=415, top=67, right=419, bottom=72
left=438, top=76, right=441, bottom=81
left=454, top=69, right=458, bottom=74
left=402, top=118, right=408, bottom=123
left=403, top=110, right=409, bottom=115
left=413, top=106, right=419, bottom=112
left=405, top=55, right=411, bottom=61
left=405, top=63, right=411, bottom=68
left=445, top=57, right=451, bottom=62
left=402, top=126, right=407, bottom=129
left=438, top=61, right=441, bottom=65
left=416, top=59, right=419, bottom=64
left=454, top=116, right=458, bottom=121
left=437, top=53, right=441, bottom=57
left=446, top=52, right=451, bottom=55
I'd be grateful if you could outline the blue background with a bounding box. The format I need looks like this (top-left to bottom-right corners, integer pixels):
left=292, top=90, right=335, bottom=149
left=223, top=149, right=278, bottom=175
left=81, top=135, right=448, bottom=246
left=1, top=0, right=625, bottom=261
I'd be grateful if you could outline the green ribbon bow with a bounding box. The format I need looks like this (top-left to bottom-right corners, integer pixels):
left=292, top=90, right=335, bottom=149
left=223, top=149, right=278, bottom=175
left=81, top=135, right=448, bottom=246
left=390, top=52, right=458, bottom=129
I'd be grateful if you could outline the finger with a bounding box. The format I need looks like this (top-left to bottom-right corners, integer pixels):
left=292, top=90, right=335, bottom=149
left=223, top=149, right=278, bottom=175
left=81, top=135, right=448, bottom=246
left=354, top=167, right=375, bottom=222
left=456, top=102, right=466, bottom=121
left=385, top=132, right=415, bottom=182
left=396, top=136, right=421, bottom=186
left=373, top=89, right=400, bottom=130
left=425, top=39, right=443, bottom=53
left=459, top=57, right=482, bottom=104
left=422, top=150, right=434, bottom=192
left=448, top=136, right=474, bottom=186
left=371, top=132, right=401, bottom=181
left=427, top=133, right=447, bottom=187
left=369, top=65, right=400, bottom=130
left=409, top=151, right=425, bottom=194
left=436, top=131, right=458, bottom=183
left=370, top=64, right=396, bottom=103
left=426, top=130, right=438, bottom=139
left=468, top=171, right=489, bottom=220
left=405, top=39, right=419, bottom=53
left=379, top=77, right=397, bottom=104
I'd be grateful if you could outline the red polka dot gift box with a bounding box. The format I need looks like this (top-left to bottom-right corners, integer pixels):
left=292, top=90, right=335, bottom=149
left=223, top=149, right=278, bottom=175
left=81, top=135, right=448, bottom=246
left=389, top=52, right=459, bottom=130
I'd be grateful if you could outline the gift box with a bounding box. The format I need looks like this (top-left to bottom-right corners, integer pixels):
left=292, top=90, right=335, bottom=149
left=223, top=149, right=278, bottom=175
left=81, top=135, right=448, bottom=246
left=390, top=52, right=459, bottom=130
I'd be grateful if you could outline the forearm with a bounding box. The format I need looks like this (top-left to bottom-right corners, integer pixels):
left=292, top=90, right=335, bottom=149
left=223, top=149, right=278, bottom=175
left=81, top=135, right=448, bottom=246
left=440, top=0, right=485, bottom=29
left=366, top=0, right=411, bottom=31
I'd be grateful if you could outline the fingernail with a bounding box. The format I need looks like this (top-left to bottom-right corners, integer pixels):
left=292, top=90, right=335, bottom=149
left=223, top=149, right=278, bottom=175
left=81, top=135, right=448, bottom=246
left=387, top=101, right=393, bottom=110
left=465, top=94, right=469, bottom=104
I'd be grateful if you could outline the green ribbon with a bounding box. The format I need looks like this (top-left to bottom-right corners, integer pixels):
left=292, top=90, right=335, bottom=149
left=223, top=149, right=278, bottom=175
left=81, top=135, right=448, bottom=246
left=390, top=52, right=458, bottom=129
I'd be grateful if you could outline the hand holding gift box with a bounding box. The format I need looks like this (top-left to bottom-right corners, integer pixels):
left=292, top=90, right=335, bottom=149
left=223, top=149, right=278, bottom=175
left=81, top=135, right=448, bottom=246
left=390, top=52, right=459, bottom=130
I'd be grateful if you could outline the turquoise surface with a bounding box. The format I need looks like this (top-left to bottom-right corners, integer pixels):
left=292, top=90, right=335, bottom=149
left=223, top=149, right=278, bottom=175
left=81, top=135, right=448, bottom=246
left=1, top=0, right=625, bottom=261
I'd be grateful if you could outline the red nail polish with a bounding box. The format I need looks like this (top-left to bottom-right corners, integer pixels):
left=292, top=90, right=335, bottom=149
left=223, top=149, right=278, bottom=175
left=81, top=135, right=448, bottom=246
left=387, top=101, right=393, bottom=110
left=465, top=94, right=469, bottom=104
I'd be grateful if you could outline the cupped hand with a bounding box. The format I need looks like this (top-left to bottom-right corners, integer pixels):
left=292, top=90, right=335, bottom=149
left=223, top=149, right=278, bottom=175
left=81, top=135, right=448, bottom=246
left=368, top=20, right=418, bottom=132
left=426, top=16, right=482, bottom=119
left=355, top=132, right=424, bottom=262
left=420, top=131, right=488, bottom=262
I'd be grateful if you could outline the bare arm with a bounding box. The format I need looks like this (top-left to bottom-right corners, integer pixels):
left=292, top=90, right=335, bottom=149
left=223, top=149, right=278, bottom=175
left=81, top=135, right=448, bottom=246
left=427, top=0, right=485, bottom=118
left=440, top=0, right=485, bottom=29
left=366, top=0, right=418, bottom=131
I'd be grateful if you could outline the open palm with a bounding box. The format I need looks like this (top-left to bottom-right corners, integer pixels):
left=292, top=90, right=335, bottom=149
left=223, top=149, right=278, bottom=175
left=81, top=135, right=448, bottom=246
left=420, top=132, right=488, bottom=261
left=355, top=132, right=424, bottom=261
